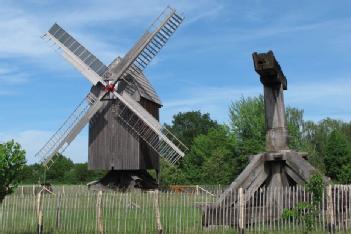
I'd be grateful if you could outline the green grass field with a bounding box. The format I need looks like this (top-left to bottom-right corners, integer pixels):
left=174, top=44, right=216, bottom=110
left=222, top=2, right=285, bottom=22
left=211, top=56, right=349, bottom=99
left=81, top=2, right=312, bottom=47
left=1, top=190, right=216, bottom=233
left=1, top=186, right=350, bottom=233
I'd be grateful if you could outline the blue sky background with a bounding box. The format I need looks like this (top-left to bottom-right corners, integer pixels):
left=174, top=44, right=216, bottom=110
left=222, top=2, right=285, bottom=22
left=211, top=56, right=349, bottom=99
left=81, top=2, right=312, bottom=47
left=0, top=0, right=351, bottom=164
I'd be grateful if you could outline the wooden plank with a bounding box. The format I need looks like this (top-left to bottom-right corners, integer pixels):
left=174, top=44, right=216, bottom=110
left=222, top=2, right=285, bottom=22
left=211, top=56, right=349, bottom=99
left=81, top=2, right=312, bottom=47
left=36, top=191, right=43, bottom=234
left=215, top=153, right=265, bottom=205
left=88, top=89, right=160, bottom=170
left=285, top=151, right=316, bottom=181
left=285, top=165, right=305, bottom=185
left=96, top=191, right=103, bottom=234
left=238, top=188, right=245, bottom=234
left=153, top=190, right=163, bottom=234
left=55, top=193, right=61, bottom=229
left=327, top=185, right=334, bottom=232
left=244, top=164, right=269, bottom=201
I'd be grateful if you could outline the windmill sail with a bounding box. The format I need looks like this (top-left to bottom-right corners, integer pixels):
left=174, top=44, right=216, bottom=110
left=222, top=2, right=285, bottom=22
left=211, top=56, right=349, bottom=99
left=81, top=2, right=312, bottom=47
left=36, top=7, right=187, bottom=168
left=108, top=7, right=184, bottom=83
left=35, top=93, right=104, bottom=168
left=113, top=91, right=188, bottom=164
left=44, top=23, right=108, bottom=85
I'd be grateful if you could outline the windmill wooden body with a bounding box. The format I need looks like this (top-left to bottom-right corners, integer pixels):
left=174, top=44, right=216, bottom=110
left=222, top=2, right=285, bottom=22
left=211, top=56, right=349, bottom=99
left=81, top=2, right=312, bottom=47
left=203, top=51, right=327, bottom=227
left=89, top=69, right=161, bottom=172
left=88, top=66, right=163, bottom=189
left=36, top=7, right=188, bottom=189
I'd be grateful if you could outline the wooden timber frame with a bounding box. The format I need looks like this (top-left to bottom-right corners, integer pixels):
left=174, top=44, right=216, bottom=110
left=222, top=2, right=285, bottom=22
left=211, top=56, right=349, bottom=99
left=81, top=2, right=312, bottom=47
left=203, top=50, right=328, bottom=228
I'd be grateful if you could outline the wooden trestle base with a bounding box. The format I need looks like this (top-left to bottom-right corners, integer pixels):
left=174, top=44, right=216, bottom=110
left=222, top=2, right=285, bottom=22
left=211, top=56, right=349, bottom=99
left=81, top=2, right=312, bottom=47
left=202, top=51, right=331, bottom=228
left=202, top=150, right=329, bottom=227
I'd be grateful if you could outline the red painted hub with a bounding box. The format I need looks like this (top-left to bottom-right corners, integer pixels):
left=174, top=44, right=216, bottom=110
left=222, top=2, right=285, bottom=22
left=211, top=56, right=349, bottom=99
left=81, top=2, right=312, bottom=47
left=104, top=83, right=115, bottom=92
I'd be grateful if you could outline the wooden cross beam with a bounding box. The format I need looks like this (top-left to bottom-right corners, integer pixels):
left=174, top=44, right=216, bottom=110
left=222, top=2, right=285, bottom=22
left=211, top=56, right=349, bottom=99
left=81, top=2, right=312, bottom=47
left=252, top=50, right=289, bottom=152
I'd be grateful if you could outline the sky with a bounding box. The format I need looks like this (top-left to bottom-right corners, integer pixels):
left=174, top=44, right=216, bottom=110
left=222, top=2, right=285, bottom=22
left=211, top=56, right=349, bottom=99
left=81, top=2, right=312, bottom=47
left=0, top=0, right=351, bottom=164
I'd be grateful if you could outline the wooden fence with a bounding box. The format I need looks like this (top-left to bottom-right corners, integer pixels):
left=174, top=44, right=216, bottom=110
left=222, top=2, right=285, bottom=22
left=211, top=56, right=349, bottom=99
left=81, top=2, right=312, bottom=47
left=1, top=185, right=351, bottom=233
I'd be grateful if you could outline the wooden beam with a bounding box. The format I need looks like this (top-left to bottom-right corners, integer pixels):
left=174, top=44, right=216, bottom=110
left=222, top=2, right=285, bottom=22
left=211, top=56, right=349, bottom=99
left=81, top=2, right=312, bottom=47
left=266, top=161, right=290, bottom=188
left=285, top=164, right=305, bottom=185
left=244, top=164, right=269, bottom=200
left=285, top=151, right=316, bottom=181
left=214, top=153, right=265, bottom=205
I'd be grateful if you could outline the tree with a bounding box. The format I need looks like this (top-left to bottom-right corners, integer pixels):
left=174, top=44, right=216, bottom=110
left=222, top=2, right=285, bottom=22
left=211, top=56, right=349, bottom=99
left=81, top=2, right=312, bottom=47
left=164, top=111, right=219, bottom=147
left=45, top=154, right=75, bottom=184
left=70, top=163, right=105, bottom=184
left=17, top=164, right=37, bottom=184
left=324, top=130, right=351, bottom=183
left=302, top=119, right=351, bottom=174
left=160, top=111, right=223, bottom=185
left=0, top=140, right=26, bottom=202
left=230, top=96, right=309, bottom=154
left=341, top=121, right=351, bottom=143
left=229, top=96, right=265, bottom=155
left=160, top=160, right=187, bottom=186
left=182, top=125, right=238, bottom=184
left=161, top=111, right=221, bottom=185
left=286, top=107, right=304, bottom=150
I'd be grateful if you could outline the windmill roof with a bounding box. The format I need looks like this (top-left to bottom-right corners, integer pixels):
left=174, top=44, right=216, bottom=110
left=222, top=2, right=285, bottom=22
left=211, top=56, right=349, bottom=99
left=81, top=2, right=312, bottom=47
left=131, top=72, right=162, bottom=106
left=108, top=57, right=161, bottom=106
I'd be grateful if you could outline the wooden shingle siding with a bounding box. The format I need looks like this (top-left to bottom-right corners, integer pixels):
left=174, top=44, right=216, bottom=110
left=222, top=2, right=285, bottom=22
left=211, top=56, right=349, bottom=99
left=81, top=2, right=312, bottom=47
left=88, top=79, right=160, bottom=171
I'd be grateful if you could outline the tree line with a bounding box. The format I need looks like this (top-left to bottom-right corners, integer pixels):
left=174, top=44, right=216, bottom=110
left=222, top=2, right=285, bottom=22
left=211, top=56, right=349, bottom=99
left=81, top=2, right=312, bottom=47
left=161, top=96, right=351, bottom=185
left=2, top=95, right=351, bottom=188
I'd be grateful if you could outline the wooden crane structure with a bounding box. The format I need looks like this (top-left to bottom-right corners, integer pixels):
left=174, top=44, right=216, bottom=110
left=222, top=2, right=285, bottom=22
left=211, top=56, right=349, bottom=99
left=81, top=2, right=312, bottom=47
left=203, top=50, right=324, bottom=226
left=36, top=7, right=188, bottom=190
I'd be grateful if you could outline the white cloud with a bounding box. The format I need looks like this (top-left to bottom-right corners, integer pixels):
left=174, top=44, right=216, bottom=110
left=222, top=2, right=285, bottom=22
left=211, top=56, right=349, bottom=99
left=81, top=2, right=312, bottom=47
left=184, top=4, right=223, bottom=25
left=286, top=78, right=351, bottom=104
left=0, top=0, right=222, bottom=58
left=0, top=64, right=29, bottom=84
left=160, top=78, right=351, bottom=124
left=164, top=86, right=259, bottom=108
left=0, top=8, right=49, bottom=57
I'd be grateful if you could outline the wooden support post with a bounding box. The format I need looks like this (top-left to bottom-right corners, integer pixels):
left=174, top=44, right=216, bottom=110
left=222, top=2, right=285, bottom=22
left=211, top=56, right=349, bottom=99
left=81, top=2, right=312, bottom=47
left=154, top=190, right=163, bottom=234
left=96, top=190, right=103, bottom=234
left=196, top=185, right=199, bottom=195
left=253, top=51, right=288, bottom=152
left=326, top=185, right=335, bottom=233
left=239, top=188, right=245, bottom=234
left=55, top=193, right=61, bottom=229
left=36, top=191, right=43, bottom=234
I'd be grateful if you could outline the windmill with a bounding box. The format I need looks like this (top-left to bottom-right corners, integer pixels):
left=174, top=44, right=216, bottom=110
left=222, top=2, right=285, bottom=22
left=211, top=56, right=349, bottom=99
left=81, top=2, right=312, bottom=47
left=36, top=7, right=188, bottom=189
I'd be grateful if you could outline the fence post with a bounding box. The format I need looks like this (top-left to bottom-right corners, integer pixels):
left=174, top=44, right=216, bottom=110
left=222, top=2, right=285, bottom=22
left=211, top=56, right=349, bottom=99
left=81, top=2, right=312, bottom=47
left=196, top=185, right=199, bottom=195
left=239, top=187, right=245, bottom=234
left=326, top=185, right=335, bottom=233
left=154, top=190, right=163, bottom=234
left=96, top=190, right=103, bottom=234
left=36, top=191, right=43, bottom=234
left=55, top=193, right=61, bottom=229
